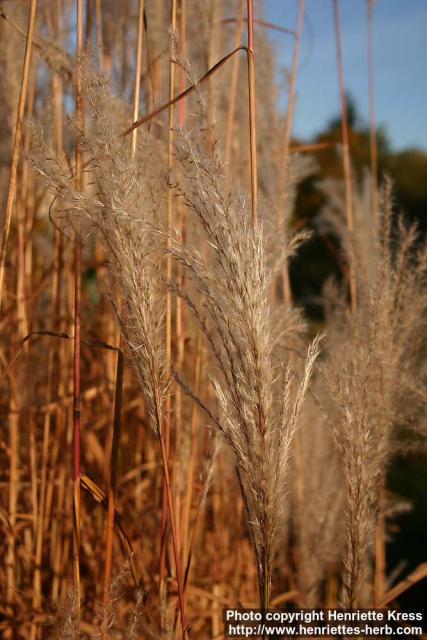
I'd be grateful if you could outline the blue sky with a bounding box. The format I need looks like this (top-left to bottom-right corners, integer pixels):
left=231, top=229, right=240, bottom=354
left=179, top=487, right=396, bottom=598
left=262, top=0, right=427, bottom=151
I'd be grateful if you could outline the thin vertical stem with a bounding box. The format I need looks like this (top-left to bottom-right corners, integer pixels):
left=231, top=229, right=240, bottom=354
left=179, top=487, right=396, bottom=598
left=332, top=0, right=356, bottom=312
left=281, top=0, right=304, bottom=191
left=50, top=4, right=65, bottom=603
left=224, top=0, right=245, bottom=169
left=84, top=0, right=93, bottom=48
left=18, top=64, right=41, bottom=640
left=95, top=0, right=105, bottom=71
left=73, top=0, right=84, bottom=614
left=16, top=58, right=35, bottom=351
left=177, top=0, right=186, bottom=125
left=0, top=0, right=37, bottom=312
left=374, top=484, right=386, bottom=606
left=102, top=2, right=144, bottom=628
left=131, top=0, right=145, bottom=155
left=367, top=0, right=378, bottom=219
left=279, top=0, right=304, bottom=305
left=6, top=392, right=19, bottom=634
left=102, top=349, right=124, bottom=638
left=246, top=0, right=258, bottom=226
left=166, top=0, right=177, bottom=361
left=175, top=0, right=186, bottom=577
left=160, top=0, right=177, bottom=597
left=180, top=334, right=203, bottom=568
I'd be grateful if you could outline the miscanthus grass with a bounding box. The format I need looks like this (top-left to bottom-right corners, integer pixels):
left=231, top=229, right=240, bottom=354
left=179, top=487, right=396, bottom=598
left=319, top=178, right=427, bottom=606
left=33, top=64, right=166, bottom=431
left=32, top=62, right=190, bottom=634
left=166, top=114, right=321, bottom=610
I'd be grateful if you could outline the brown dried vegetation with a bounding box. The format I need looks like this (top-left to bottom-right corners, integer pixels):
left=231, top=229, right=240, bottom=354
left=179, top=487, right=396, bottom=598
left=0, top=1, right=426, bottom=638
